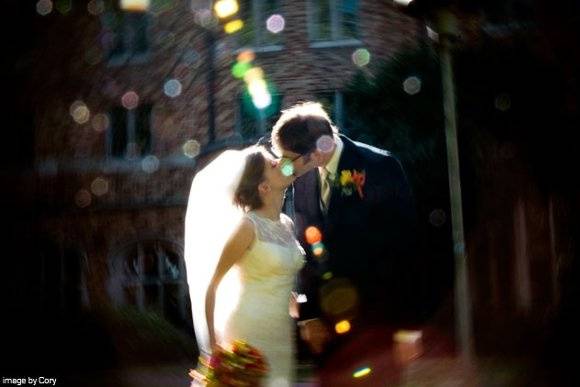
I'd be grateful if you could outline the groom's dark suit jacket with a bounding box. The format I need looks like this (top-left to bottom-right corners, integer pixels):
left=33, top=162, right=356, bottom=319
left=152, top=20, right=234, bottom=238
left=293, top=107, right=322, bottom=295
left=291, top=135, right=417, bottom=328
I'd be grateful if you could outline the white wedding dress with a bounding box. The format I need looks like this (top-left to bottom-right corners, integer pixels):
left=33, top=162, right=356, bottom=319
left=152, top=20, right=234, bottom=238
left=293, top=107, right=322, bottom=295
left=220, top=211, right=305, bottom=386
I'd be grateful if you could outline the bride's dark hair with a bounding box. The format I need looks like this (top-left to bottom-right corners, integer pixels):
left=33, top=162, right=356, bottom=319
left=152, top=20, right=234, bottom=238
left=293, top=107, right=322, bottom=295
left=234, top=149, right=266, bottom=211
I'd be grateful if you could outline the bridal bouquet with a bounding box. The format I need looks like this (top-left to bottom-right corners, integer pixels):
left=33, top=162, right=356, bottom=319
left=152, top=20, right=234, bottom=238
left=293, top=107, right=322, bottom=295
left=190, top=340, right=269, bottom=386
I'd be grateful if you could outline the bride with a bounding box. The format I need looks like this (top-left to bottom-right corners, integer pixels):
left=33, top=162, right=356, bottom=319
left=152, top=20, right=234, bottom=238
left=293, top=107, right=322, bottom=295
left=185, top=146, right=305, bottom=385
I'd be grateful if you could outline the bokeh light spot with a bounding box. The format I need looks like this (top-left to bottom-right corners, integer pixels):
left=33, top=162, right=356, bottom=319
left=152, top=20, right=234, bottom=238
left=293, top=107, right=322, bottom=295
left=316, top=135, right=334, bottom=153
left=214, top=0, right=238, bottom=19
left=352, top=48, right=371, bottom=67
left=75, top=189, right=92, bottom=208
left=237, top=50, right=255, bottom=64
left=91, top=113, right=109, bottom=132
left=305, top=226, right=322, bottom=245
left=224, top=19, right=244, bottom=34
left=312, top=242, right=325, bottom=256
left=322, top=271, right=333, bottom=280
left=232, top=61, right=251, bottom=79
left=335, top=320, right=351, bottom=334
left=243, top=67, right=264, bottom=83
left=353, top=367, right=371, bottom=378
left=36, top=0, right=53, bottom=16
left=121, top=91, right=139, bottom=110
left=70, top=101, right=90, bottom=124
left=403, top=76, right=422, bottom=95
left=164, top=79, right=182, bottom=98
left=252, top=92, right=272, bottom=109
left=141, top=155, right=160, bottom=173
left=90, top=177, right=109, bottom=196
left=280, top=160, right=294, bottom=177
left=120, top=0, right=150, bottom=12
left=266, top=14, right=285, bottom=34
left=183, top=140, right=201, bottom=158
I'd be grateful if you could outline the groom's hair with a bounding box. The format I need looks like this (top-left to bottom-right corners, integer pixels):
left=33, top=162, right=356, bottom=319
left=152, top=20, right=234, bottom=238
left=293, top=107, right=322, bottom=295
left=272, top=101, right=337, bottom=155
left=234, top=149, right=266, bottom=211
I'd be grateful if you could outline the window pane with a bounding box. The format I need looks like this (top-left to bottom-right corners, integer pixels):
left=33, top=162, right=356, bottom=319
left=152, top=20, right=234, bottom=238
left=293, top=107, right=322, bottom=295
left=312, top=0, right=331, bottom=41
left=341, top=0, right=359, bottom=39
left=142, top=243, right=159, bottom=280
left=105, top=12, right=126, bottom=58
left=136, top=104, right=152, bottom=156
left=163, top=251, right=182, bottom=281
left=111, top=107, right=128, bottom=157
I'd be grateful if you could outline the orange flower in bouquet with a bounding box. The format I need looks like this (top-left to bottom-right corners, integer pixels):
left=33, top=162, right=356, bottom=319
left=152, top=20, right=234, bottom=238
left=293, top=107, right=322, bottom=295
left=189, top=340, right=269, bottom=386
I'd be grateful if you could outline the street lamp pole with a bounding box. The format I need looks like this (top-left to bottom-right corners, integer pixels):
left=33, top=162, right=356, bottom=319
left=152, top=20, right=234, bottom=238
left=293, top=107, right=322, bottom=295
left=436, top=9, right=474, bottom=365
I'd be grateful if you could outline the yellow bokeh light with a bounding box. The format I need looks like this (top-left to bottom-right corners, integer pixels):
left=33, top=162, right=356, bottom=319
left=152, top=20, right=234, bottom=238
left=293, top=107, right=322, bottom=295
left=224, top=19, right=244, bottom=34
left=243, top=67, right=264, bottom=84
left=214, top=0, right=238, bottom=19
left=335, top=320, right=351, bottom=334
left=120, top=0, right=150, bottom=12
left=353, top=367, right=371, bottom=378
left=248, top=78, right=268, bottom=97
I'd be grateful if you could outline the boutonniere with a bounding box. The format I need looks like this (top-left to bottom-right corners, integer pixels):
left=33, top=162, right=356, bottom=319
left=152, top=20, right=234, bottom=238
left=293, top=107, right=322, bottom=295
left=337, top=169, right=366, bottom=199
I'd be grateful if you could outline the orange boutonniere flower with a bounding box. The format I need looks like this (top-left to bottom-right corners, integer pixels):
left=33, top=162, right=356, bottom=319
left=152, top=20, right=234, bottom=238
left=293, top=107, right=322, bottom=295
left=338, top=169, right=366, bottom=199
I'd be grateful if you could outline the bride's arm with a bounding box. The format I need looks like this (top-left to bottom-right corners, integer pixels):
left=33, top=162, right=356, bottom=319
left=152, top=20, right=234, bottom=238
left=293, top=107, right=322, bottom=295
left=205, top=217, right=255, bottom=349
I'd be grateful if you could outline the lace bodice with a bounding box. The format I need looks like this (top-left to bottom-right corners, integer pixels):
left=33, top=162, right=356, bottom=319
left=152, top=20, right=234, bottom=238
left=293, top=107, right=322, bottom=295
left=220, top=211, right=304, bottom=385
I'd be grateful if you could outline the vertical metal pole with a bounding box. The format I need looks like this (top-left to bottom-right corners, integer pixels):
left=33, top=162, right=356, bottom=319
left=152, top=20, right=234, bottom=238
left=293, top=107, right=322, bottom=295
left=437, top=10, right=474, bottom=365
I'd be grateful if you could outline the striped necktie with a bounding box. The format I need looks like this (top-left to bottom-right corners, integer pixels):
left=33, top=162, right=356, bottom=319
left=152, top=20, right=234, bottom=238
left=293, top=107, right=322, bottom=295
left=320, top=167, right=332, bottom=213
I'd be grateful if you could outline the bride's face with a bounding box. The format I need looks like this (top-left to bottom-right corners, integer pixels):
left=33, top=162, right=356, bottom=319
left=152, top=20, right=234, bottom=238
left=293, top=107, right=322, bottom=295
left=263, top=154, right=295, bottom=190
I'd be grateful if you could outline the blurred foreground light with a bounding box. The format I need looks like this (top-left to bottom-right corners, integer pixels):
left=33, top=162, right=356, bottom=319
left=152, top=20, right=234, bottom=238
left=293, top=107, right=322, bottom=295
left=36, top=0, right=53, bottom=16
left=121, top=91, right=139, bottom=110
left=232, top=61, right=252, bottom=79
left=316, top=135, right=334, bottom=153
left=164, top=79, right=182, bottom=98
left=322, top=271, right=333, bottom=280
left=353, top=367, right=371, bottom=378
left=214, top=0, right=238, bottom=19
left=280, top=159, right=295, bottom=177
left=243, top=67, right=264, bottom=83
left=90, top=177, right=109, bottom=196
left=394, top=0, right=414, bottom=6
left=312, top=242, right=325, bottom=257
left=183, top=140, right=201, bottom=158
left=87, top=0, right=104, bottom=15
left=352, top=48, right=370, bottom=67
left=141, top=155, right=160, bottom=173
left=224, top=19, right=244, bottom=34
left=335, top=320, right=351, bottom=334
left=305, top=226, right=322, bottom=245
left=403, top=76, right=422, bottom=95
left=394, top=330, right=423, bottom=343
left=266, top=14, right=285, bottom=34
left=393, top=329, right=423, bottom=364
left=237, top=50, right=255, bottom=63
left=70, top=101, right=90, bottom=124
left=75, top=189, right=92, bottom=208
left=91, top=113, right=109, bottom=132
left=248, top=78, right=268, bottom=96
left=252, top=92, right=272, bottom=110
left=296, top=294, right=307, bottom=303
left=121, top=0, right=150, bottom=12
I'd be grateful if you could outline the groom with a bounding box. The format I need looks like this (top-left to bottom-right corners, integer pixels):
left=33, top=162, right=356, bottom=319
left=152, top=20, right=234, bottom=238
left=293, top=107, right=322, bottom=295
left=271, top=102, right=418, bottom=370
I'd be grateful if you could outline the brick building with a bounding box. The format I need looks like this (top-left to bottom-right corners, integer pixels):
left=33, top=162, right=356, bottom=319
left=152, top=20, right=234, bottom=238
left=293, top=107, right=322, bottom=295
left=30, top=0, right=419, bottom=358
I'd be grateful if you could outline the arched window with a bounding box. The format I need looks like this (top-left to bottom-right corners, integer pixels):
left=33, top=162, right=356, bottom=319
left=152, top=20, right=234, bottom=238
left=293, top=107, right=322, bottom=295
left=108, top=240, right=193, bottom=334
